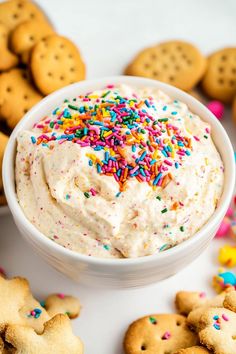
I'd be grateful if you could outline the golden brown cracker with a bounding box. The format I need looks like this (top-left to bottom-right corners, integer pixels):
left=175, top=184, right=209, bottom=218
left=125, top=41, right=206, bottom=91
left=0, top=132, right=9, bottom=193
left=44, top=293, right=81, bottom=319
left=30, top=34, right=86, bottom=95
left=5, top=314, right=83, bottom=354
left=202, top=48, right=236, bottom=103
left=199, top=307, right=236, bottom=354
left=174, top=346, right=210, bottom=354
left=0, top=0, right=47, bottom=33
left=124, top=314, right=198, bottom=354
left=0, top=68, right=43, bottom=129
left=0, top=24, right=18, bottom=71
left=10, top=19, right=54, bottom=57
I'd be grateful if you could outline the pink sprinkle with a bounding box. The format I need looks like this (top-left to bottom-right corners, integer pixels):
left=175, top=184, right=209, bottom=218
left=222, top=314, right=229, bottom=321
left=130, top=166, right=139, bottom=174
left=199, top=292, right=206, bottom=298
left=107, top=84, right=114, bottom=89
left=90, top=188, right=97, bottom=196
left=193, top=136, right=200, bottom=141
left=164, top=159, right=173, bottom=166
left=57, top=293, right=65, bottom=299
left=162, top=331, right=171, bottom=340
left=31, top=311, right=36, bottom=316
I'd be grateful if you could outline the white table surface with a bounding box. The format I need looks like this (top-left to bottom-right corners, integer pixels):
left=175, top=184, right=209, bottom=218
left=1, top=1, right=236, bottom=353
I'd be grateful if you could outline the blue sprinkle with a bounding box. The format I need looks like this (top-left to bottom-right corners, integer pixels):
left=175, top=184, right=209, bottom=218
left=144, top=99, right=150, bottom=108
left=185, top=150, right=191, bottom=156
left=97, top=164, right=102, bottom=173
left=153, top=173, right=163, bottom=186
left=162, top=106, right=167, bottom=111
left=52, top=107, right=59, bottom=115
left=103, top=244, right=110, bottom=251
left=116, top=192, right=121, bottom=198
left=175, top=162, right=179, bottom=169
left=88, top=160, right=93, bottom=166
left=132, top=145, right=136, bottom=153
left=171, top=111, right=177, bottom=115
left=213, top=324, right=220, bottom=330
left=105, top=151, right=109, bottom=161
left=31, top=136, right=36, bottom=144
left=150, top=159, right=157, bottom=165
left=139, top=151, right=147, bottom=161
left=213, top=315, right=219, bottom=320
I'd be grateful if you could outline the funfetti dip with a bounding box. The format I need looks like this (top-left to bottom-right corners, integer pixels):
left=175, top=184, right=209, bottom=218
left=16, top=84, right=224, bottom=258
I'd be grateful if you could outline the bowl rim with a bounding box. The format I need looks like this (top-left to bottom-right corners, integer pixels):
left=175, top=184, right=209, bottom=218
left=3, top=75, right=235, bottom=267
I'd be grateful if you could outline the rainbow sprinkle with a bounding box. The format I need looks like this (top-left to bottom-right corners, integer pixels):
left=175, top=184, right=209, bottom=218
left=32, top=87, right=194, bottom=192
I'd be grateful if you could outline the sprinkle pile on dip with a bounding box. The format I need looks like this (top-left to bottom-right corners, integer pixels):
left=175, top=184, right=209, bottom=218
left=16, top=84, right=224, bottom=258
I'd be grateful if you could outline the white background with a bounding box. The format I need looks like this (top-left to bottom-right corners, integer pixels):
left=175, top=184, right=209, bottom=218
left=1, top=1, right=236, bottom=353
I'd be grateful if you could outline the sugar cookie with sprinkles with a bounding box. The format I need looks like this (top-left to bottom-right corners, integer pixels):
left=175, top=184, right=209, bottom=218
left=199, top=307, right=236, bottom=354
left=15, top=84, right=224, bottom=258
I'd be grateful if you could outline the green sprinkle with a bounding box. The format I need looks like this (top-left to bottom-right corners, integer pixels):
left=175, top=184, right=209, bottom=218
left=149, top=317, right=157, bottom=324
left=65, top=194, right=70, bottom=200
left=158, top=118, right=168, bottom=122
left=161, top=208, right=168, bottom=214
left=103, top=244, right=110, bottom=251
left=84, top=192, right=90, bottom=198
left=102, top=90, right=111, bottom=98
left=49, top=121, right=55, bottom=128
left=204, top=135, right=208, bottom=139
left=156, top=196, right=161, bottom=201
left=180, top=226, right=184, bottom=232
left=68, top=104, right=79, bottom=110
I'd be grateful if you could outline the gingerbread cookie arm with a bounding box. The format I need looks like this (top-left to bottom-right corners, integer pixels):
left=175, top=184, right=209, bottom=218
left=44, top=293, right=81, bottom=319
left=175, top=291, right=207, bottom=315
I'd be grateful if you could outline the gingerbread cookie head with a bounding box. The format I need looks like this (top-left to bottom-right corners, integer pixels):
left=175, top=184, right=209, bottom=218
left=202, top=48, right=236, bottom=103
left=0, top=0, right=48, bottom=33
left=30, top=34, right=86, bottom=95
left=44, top=293, right=80, bottom=319
left=175, top=291, right=207, bottom=315
left=10, top=19, right=54, bottom=58
left=0, top=68, right=43, bottom=129
left=124, top=314, right=198, bottom=354
left=5, top=314, right=84, bottom=354
left=125, top=40, right=206, bottom=91
left=199, top=307, right=236, bottom=354
left=0, top=24, right=18, bottom=71
left=174, top=346, right=210, bottom=354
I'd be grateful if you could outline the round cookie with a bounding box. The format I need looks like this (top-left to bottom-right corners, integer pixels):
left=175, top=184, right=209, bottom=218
left=0, top=68, right=43, bottom=129
left=0, top=24, right=18, bottom=71
left=0, top=0, right=47, bottom=33
left=174, top=346, right=210, bottom=354
left=202, top=48, right=236, bottom=103
left=30, top=35, right=86, bottom=95
left=233, top=95, right=236, bottom=125
left=10, top=19, right=54, bottom=59
left=124, top=314, right=198, bottom=354
left=125, top=41, right=207, bottom=91
left=0, top=132, right=9, bottom=198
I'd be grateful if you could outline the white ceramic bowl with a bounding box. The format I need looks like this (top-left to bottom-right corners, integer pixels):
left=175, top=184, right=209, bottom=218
left=3, top=76, right=235, bottom=288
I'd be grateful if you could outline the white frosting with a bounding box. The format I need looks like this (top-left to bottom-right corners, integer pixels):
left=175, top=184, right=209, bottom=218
left=15, top=85, right=224, bottom=258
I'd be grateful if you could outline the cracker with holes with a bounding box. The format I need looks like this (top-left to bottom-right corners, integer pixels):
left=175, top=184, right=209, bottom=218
left=199, top=307, right=236, bottom=354
left=0, top=68, right=43, bottom=129
left=5, top=314, right=83, bottom=354
left=125, top=40, right=206, bottom=91
left=174, top=346, right=210, bottom=354
left=44, top=293, right=80, bottom=319
left=0, top=132, right=9, bottom=202
left=30, top=34, right=86, bottom=95
left=202, top=48, right=236, bottom=103
left=124, top=314, right=198, bottom=354
left=0, top=0, right=48, bottom=34
left=10, top=20, right=54, bottom=64
left=0, top=24, right=18, bottom=71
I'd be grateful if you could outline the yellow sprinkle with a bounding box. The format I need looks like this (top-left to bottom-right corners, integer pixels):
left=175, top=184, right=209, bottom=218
left=86, top=153, right=97, bottom=162
left=102, top=108, right=110, bottom=117
left=88, top=95, right=99, bottom=99
left=130, top=101, right=135, bottom=107
left=104, top=131, right=112, bottom=138
left=205, top=158, right=209, bottom=165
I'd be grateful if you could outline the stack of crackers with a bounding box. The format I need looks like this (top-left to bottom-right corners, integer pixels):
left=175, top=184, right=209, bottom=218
left=0, top=0, right=86, bottom=205
left=0, top=273, right=83, bottom=353
left=124, top=287, right=236, bottom=354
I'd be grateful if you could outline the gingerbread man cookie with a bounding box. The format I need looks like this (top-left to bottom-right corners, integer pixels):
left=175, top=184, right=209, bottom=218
left=5, top=314, right=83, bottom=354
left=199, top=307, right=236, bottom=354
left=44, top=293, right=81, bottom=319
left=175, top=291, right=208, bottom=315
left=124, top=314, right=198, bottom=354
